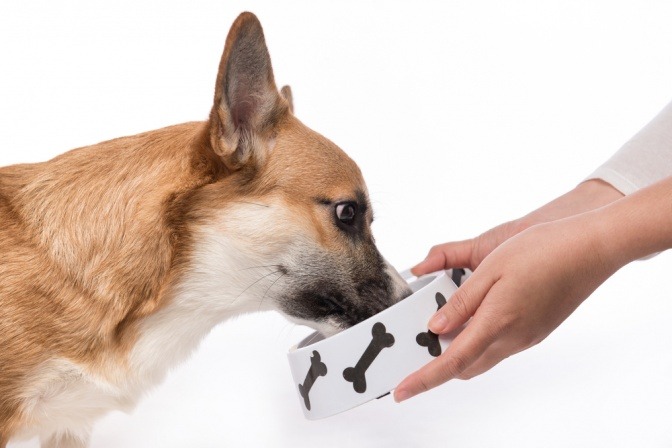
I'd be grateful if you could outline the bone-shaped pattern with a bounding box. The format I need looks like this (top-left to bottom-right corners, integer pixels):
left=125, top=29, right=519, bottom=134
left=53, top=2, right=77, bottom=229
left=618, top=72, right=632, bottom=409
left=343, top=322, right=395, bottom=393
left=298, top=350, right=328, bottom=410
left=452, top=268, right=466, bottom=287
left=416, top=292, right=448, bottom=357
left=290, top=272, right=462, bottom=418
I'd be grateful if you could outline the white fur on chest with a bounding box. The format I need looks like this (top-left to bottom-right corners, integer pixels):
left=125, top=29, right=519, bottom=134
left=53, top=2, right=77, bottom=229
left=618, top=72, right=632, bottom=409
left=18, top=206, right=292, bottom=442
left=14, top=359, right=129, bottom=443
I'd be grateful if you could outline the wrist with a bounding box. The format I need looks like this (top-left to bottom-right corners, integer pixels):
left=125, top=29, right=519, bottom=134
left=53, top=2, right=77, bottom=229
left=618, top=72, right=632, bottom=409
left=518, top=179, right=624, bottom=230
left=588, top=176, right=672, bottom=267
left=576, top=178, right=626, bottom=206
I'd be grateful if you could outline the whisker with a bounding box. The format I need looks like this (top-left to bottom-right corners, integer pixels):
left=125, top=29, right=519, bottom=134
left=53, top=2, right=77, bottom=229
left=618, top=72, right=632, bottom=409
left=258, top=272, right=285, bottom=311
left=304, top=330, right=324, bottom=346
left=278, top=322, right=298, bottom=340
left=238, top=264, right=282, bottom=271
left=231, top=270, right=281, bottom=304
left=232, top=200, right=270, bottom=208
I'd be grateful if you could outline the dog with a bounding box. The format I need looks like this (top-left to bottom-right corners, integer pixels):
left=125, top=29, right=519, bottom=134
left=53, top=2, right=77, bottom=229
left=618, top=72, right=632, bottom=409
left=0, top=12, right=411, bottom=447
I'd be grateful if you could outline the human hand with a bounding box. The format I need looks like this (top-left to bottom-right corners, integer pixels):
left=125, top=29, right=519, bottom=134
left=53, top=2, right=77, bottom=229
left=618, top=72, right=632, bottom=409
left=395, top=214, right=622, bottom=402
left=410, top=220, right=524, bottom=275
left=411, top=179, right=624, bottom=276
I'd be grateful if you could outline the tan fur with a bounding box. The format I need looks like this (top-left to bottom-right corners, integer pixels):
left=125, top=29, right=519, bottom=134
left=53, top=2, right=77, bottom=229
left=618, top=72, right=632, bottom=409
left=0, top=12, right=402, bottom=445
left=0, top=123, right=215, bottom=433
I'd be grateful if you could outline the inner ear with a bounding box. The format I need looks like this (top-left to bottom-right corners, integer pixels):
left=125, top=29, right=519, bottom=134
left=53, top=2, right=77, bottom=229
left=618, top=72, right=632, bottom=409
left=224, top=19, right=276, bottom=131
left=209, top=12, right=288, bottom=170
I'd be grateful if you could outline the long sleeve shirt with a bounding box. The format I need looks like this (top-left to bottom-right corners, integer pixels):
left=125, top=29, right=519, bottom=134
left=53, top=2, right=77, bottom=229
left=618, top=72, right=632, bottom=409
left=587, top=100, right=672, bottom=193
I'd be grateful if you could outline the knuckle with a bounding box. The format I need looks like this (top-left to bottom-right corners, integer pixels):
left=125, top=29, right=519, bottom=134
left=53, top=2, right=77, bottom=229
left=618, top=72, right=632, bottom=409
left=469, top=238, right=482, bottom=268
left=442, top=354, right=469, bottom=379
left=485, top=313, right=513, bottom=340
left=476, top=307, right=517, bottom=341
left=448, top=290, right=472, bottom=321
left=428, top=244, right=446, bottom=258
left=416, top=375, right=431, bottom=394
left=490, top=322, right=542, bottom=353
left=428, top=244, right=440, bottom=254
left=483, top=322, right=505, bottom=343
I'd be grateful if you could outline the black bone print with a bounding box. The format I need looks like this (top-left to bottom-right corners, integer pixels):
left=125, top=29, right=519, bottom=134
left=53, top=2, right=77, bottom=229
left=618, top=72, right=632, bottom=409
left=343, top=322, right=395, bottom=393
left=452, top=268, right=466, bottom=287
left=298, top=350, right=328, bottom=411
left=416, top=292, right=448, bottom=357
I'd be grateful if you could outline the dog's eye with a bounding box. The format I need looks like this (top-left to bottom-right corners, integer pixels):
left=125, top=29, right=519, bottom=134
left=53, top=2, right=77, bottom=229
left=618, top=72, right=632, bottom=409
left=335, top=202, right=357, bottom=226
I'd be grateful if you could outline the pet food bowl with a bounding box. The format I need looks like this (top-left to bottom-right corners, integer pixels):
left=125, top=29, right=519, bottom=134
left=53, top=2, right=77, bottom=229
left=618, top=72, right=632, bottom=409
left=287, top=269, right=467, bottom=420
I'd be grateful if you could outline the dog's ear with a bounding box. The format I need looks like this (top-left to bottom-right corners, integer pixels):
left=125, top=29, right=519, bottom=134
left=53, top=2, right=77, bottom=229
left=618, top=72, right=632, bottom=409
left=281, top=85, right=294, bottom=113
left=209, top=12, right=289, bottom=171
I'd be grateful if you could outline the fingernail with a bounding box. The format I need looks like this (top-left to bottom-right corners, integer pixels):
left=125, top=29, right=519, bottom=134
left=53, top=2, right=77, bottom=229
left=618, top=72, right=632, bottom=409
left=429, top=312, right=448, bottom=333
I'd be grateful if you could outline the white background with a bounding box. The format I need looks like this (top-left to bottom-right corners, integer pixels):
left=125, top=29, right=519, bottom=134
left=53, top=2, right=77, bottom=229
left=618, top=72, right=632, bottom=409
left=2, top=1, right=672, bottom=447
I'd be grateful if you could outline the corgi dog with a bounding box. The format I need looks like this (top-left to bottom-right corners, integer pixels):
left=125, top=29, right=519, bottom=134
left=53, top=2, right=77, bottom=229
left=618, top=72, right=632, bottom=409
left=0, top=12, right=411, bottom=448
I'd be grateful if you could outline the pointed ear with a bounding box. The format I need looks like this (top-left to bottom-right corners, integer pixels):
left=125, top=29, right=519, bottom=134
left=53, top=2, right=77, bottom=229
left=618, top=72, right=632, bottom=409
left=209, top=12, right=289, bottom=171
left=281, top=85, right=294, bottom=113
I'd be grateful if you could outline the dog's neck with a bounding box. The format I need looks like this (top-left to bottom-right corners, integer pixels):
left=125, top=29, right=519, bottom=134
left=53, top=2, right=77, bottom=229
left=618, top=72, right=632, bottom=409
left=0, top=122, right=224, bottom=359
left=127, top=223, right=281, bottom=390
left=2, top=123, right=284, bottom=420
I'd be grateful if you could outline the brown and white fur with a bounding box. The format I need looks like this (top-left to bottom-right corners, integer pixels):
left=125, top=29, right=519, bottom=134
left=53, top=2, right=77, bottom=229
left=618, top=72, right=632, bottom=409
left=0, top=12, right=410, bottom=447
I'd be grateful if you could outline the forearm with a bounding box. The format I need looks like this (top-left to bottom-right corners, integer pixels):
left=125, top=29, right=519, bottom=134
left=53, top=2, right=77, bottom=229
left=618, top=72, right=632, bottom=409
left=517, top=179, right=624, bottom=230
left=524, top=100, right=672, bottom=245
left=414, top=179, right=627, bottom=274
left=591, top=175, right=672, bottom=268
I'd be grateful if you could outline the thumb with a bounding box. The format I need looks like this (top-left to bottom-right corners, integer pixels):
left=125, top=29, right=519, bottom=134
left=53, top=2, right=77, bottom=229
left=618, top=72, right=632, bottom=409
left=428, top=270, right=494, bottom=334
left=411, top=240, right=474, bottom=276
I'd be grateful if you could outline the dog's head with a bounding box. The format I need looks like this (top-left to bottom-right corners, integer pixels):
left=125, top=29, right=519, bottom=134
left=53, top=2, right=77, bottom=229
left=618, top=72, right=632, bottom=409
left=191, top=12, right=411, bottom=336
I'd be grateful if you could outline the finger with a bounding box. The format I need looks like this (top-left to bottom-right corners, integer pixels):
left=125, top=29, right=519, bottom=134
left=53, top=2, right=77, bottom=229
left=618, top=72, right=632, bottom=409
left=394, top=315, right=498, bottom=402
left=411, top=240, right=474, bottom=276
left=457, top=330, right=541, bottom=380
left=456, top=345, right=511, bottom=380
left=428, top=272, right=495, bottom=334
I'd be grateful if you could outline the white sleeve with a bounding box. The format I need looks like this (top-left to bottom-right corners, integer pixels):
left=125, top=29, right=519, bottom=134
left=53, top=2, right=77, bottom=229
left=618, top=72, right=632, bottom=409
left=586, top=100, right=672, bottom=194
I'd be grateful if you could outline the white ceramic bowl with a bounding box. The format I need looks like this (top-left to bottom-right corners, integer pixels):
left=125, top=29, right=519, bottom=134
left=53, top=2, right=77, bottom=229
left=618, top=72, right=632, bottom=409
left=287, top=269, right=466, bottom=419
